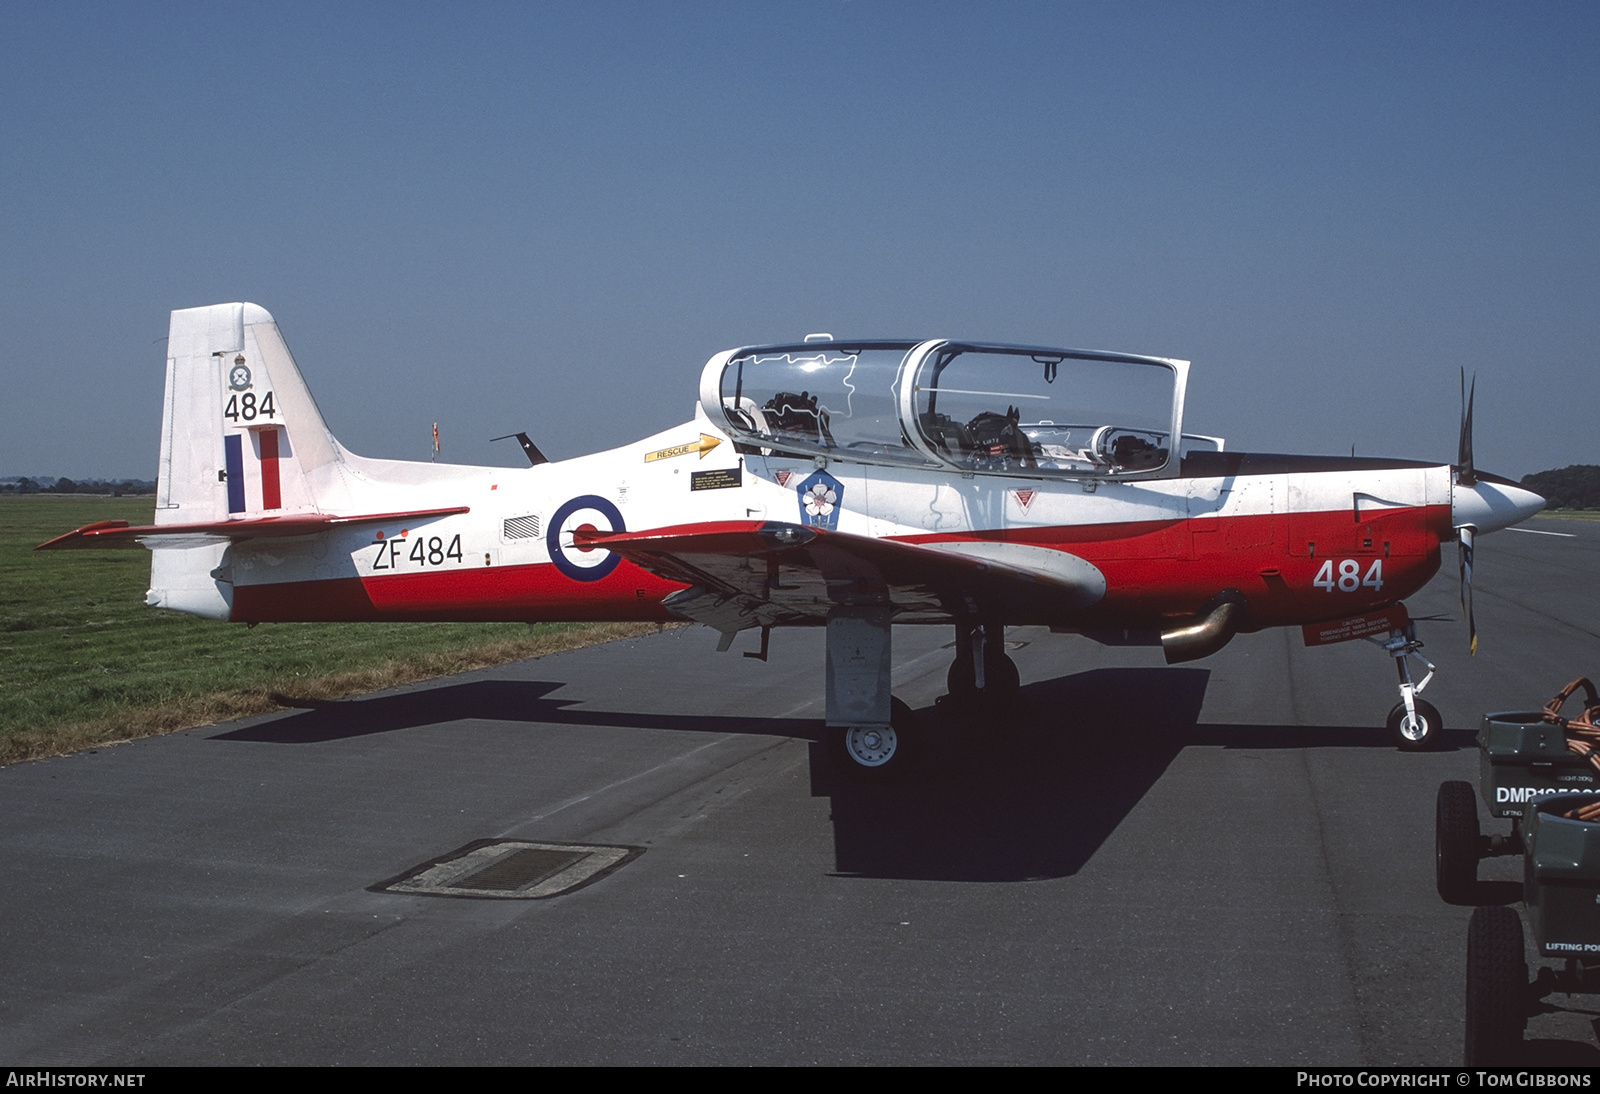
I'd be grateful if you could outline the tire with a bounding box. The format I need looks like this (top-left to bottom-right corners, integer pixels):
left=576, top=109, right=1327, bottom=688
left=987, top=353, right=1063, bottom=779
left=985, top=650, right=1021, bottom=697
left=947, top=654, right=976, bottom=700
left=1436, top=780, right=1481, bottom=903
left=834, top=697, right=915, bottom=779
left=1389, top=698, right=1443, bottom=751
left=1464, top=905, right=1527, bottom=1065
left=946, top=651, right=1020, bottom=704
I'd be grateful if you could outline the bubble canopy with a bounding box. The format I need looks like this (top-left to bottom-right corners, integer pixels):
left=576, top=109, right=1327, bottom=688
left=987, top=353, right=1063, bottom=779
left=698, top=339, right=1199, bottom=479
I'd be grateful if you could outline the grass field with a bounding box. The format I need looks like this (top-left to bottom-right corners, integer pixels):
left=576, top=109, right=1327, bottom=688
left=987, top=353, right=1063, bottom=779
left=0, top=495, right=660, bottom=764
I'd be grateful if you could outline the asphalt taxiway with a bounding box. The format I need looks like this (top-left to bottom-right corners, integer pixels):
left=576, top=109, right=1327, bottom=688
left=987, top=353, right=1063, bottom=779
left=4, top=518, right=1600, bottom=1065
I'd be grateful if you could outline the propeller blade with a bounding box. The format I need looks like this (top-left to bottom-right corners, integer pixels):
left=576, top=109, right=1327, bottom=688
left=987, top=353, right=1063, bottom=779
left=1457, top=369, right=1476, bottom=486
left=1459, top=525, right=1476, bottom=655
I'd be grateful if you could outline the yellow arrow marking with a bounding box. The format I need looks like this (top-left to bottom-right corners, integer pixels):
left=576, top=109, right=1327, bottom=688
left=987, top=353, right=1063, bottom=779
left=644, top=433, right=722, bottom=463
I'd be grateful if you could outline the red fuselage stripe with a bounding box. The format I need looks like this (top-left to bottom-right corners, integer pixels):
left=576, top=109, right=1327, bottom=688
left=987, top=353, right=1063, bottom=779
left=227, top=504, right=1451, bottom=628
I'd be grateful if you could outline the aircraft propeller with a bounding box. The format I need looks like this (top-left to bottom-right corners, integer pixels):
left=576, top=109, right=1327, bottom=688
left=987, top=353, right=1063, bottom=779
left=1457, top=370, right=1477, bottom=654
left=1447, top=369, right=1545, bottom=656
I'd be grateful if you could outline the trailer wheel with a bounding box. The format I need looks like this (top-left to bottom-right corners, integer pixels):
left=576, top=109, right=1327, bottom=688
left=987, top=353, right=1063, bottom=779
left=1464, top=906, right=1527, bottom=1065
left=1436, top=780, right=1480, bottom=903
left=1388, top=698, right=1442, bottom=751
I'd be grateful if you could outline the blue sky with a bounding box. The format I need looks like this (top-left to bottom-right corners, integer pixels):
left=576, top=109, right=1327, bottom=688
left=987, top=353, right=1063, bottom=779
left=2, top=1, right=1595, bottom=479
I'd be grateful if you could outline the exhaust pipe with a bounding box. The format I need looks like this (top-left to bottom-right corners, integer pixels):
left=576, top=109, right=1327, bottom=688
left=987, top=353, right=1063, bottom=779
left=1162, top=591, right=1248, bottom=664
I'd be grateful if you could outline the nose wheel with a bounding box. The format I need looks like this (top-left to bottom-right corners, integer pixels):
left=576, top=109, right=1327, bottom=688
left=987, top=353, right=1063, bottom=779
left=1390, top=697, right=1443, bottom=751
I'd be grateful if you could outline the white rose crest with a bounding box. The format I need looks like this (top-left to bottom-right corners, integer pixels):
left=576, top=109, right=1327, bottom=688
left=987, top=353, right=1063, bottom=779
left=803, top=482, right=837, bottom=518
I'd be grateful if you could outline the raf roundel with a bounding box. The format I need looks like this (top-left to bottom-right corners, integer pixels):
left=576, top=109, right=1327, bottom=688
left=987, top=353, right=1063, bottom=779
left=546, top=495, right=626, bottom=582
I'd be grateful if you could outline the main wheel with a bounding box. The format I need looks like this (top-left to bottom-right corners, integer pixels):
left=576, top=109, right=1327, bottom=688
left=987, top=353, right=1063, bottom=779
left=1464, top=905, right=1527, bottom=1065
left=1436, top=780, right=1481, bottom=903
left=834, top=697, right=915, bottom=779
left=946, top=651, right=1020, bottom=705
left=1388, top=698, right=1443, bottom=751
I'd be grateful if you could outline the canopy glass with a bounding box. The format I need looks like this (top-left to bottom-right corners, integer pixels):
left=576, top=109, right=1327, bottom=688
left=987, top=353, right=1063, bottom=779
left=705, top=339, right=1200, bottom=479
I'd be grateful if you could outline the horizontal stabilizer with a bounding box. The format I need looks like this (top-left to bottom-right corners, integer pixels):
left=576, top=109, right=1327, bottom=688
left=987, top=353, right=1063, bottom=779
left=36, top=507, right=470, bottom=550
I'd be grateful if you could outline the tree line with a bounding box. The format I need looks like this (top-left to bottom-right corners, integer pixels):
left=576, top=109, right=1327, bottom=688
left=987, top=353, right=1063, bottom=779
left=1, top=477, right=156, bottom=496
left=1520, top=466, right=1600, bottom=511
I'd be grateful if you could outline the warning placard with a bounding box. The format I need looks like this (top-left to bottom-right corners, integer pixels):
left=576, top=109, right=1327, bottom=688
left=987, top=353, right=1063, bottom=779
left=690, top=468, right=741, bottom=491
left=1302, top=604, right=1410, bottom=647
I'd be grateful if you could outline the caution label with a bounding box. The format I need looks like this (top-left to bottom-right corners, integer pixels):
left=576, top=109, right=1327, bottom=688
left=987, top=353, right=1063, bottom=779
left=1301, top=604, right=1410, bottom=647
left=690, top=468, right=741, bottom=491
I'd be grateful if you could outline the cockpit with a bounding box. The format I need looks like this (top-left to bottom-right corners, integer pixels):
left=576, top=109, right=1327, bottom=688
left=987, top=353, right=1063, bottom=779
left=699, top=339, right=1218, bottom=479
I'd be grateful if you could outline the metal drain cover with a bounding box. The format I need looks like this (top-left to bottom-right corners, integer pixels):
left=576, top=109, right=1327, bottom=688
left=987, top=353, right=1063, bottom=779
left=377, top=839, right=642, bottom=899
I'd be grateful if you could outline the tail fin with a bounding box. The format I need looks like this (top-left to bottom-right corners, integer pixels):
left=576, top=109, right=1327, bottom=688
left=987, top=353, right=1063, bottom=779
left=150, top=303, right=345, bottom=617
left=156, top=302, right=343, bottom=524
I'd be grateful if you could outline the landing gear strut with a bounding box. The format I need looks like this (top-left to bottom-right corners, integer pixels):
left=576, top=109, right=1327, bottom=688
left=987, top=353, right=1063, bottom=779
left=1373, top=621, right=1441, bottom=750
left=945, top=622, right=1020, bottom=712
left=825, top=606, right=919, bottom=779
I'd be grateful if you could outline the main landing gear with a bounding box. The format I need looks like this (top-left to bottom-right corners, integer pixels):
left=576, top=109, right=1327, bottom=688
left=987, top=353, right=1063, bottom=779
left=825, top=612, right=1023, bottom=780
left=1372, top=620, right=1442, bottom=750
left=943, top=622, right=1020, bottom=713
left=825, top=606, right=915, bottom=780
left=833, top=697, right=916, bottom=776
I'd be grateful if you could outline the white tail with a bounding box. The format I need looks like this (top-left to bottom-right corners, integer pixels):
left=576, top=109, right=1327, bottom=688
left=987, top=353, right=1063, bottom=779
left=155, top=302, right=344, bottom=524
left=150, top=303, right=353, bottom=617
left=146, top=303, right=490, bottom=619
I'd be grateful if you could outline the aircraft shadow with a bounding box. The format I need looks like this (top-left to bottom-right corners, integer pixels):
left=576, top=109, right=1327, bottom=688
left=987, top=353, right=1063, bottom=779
left=211, top=679, right=819, bottom=744
left=813, top=667, right=1211, bottom=882
left=813, top=666, right=1448, bottom=882
left=1521, top=1037, right=1600, bottom=1065
left=216, top=667, right=1455, bottom=887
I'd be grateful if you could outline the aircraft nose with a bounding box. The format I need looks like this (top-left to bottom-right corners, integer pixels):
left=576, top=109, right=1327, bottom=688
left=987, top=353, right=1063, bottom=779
left=1452, top=475, right=1545, bottom=534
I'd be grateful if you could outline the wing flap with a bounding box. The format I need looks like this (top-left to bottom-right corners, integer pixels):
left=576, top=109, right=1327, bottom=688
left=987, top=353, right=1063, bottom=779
left=577, top=521, right=1105, bottom=625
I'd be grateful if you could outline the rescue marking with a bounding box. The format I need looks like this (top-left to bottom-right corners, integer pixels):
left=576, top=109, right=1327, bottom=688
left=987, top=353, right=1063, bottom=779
left=644, top=434, right=721, bottom=463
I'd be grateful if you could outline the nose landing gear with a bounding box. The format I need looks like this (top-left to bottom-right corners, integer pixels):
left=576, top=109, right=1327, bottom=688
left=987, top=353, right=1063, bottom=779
left=1372, top=620, right=1441, bottom=750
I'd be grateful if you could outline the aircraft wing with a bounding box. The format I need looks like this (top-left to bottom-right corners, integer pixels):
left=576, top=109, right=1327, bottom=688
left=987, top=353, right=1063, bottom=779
left=35, top=507, right=470, bottom=550
left=577, top=521, right=1106, bottom=631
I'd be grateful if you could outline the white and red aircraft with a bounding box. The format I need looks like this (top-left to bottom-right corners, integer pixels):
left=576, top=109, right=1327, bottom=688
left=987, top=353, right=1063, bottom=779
left=41, top=303, right=1544, bottom=773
